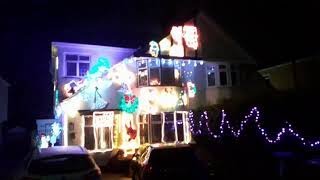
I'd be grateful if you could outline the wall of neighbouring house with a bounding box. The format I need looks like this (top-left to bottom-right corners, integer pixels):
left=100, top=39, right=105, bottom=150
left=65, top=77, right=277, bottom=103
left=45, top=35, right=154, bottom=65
left=0, top=81, right=8, bottom=123
left=0, top=79, right=8, bottom=144
left=259, top=58, right=320, bottom=92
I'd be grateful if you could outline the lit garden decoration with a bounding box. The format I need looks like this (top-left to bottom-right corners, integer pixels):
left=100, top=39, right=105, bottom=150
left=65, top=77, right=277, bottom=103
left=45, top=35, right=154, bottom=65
left=119, top=94, right=139, bottom=113
left=189, top=107, right=320, bottom=150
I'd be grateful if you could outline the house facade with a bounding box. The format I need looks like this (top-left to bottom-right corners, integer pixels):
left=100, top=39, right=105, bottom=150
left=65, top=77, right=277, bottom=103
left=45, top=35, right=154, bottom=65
left=48, top=12, right=262, bottom=154
left=0, top=76, right=9, bottom=144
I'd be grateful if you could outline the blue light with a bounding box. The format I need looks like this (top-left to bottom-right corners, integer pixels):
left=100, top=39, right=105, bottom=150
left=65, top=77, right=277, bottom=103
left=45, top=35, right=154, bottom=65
left=88, top=57, right=111, bottom=75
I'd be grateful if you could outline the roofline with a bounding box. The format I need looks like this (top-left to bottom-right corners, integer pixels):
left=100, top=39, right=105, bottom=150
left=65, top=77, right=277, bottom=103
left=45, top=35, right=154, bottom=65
left=258, top=56, right=318, bottom=73
left=133, top=56, right=255, bottom=64
left=52, top=41, right=137, bottom=53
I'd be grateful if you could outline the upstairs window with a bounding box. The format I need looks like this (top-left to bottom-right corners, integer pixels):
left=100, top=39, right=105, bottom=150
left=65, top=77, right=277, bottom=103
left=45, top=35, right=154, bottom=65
left=219, top=65, right=228, bottom=86
left=161, top=60, right=175, bottom=86
left=207, top=65, right=216, bottom=86
left=149, top=59, right=161, bottom=86
left=137, top=59, right=148, bottom=86
left=65, top=54, right=90, bottom=77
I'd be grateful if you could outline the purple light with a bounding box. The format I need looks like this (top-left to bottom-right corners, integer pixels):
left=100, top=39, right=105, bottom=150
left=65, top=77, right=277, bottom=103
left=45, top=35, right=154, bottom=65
left=188, top=107, right=320, bottom=150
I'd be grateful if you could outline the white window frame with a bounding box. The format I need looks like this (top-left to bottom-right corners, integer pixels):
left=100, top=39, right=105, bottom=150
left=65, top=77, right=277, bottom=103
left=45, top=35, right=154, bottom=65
left=137, top=58, right=149, bottom=87
left=218, top=63, right=230, bottom=87
left=138, top=114, right=150, bottom=144
left=206, top=63, right=218, bottom=87
left=150, top=114, right=162, bottom=144
left=64, top=53, right=91, bottom=77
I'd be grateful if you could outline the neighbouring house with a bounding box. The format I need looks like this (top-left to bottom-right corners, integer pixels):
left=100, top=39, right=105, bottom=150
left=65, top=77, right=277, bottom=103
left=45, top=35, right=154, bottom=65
left=258, top=56, right=320, bottom=93
left=0, top=76, right=9, bottom=144
left=46, top=12, right=265, bottom=155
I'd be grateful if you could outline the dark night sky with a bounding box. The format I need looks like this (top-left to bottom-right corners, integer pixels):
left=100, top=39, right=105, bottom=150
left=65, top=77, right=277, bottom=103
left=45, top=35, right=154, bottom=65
left=0, top=0, right=319, bottom=127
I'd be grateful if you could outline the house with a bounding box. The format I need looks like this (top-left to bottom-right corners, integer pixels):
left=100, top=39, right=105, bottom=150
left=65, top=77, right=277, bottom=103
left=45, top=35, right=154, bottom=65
left=48, top=12, right=264, bottom=155
left=258, top=56, right=320, bottom=92
left=0, top=76, right=9, bottom=144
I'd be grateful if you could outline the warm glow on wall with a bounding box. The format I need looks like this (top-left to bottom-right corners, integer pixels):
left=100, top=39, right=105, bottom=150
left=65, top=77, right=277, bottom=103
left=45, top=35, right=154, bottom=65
left=139, top=87, right=181, bottom=114
left=158, top=88, right=179, bottom=109
left=107, top=64, right=135, bottom=85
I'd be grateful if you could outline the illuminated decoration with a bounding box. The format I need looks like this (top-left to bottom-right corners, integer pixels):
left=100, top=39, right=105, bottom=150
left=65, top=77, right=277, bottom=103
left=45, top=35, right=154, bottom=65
left=107, top=63, right=135, bottom=85
left=186, top=81, right=196, bottom=98
left=50, top=122, right=62, bottom=146
left=169, top=26, right=184, bottom=57
left=119, top=94, right=139, bottom=113
left=148, top=41, right=160, bottom=57
left=60, top=96, right=81, bottom=118
left=189, top=107, right=320, bottom=149
left=159, top=36, right=171, bottom=55
left=139, top=88, right=159, bottom=114
left=63, top=80, right=85, bottom=97
left=125, top=121, right=137, bottom=141
left=93, top=111, right=114, bottom=127
left=55, top=56, right=59, bottom=70
left=150, top=79, right=160, bottom=86
left=178, top=90, right=188, bottom=106
left=182, top=25, right=199, bottom=50
left=139, top=87, right=182, bottom=114
left=121, top=112, right=139, bottom=156
left=37, top=122, right=62, bottom=149
left=158, top=88, right=179, bottom=109
left=88, top=111, right=114, bottom=152
left=40, top=134, right=50, bottom=149
left=88, top=57, right=111, bottom=75
left=174, top=69, right=180, bottom=80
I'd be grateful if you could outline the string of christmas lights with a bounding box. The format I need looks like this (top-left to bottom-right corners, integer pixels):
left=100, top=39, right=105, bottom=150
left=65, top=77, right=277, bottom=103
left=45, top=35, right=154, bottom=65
left=189, top=107, right=320, bottom=149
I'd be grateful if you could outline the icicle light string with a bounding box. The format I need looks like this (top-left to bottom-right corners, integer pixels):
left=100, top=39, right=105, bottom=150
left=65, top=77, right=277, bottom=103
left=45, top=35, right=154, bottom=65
left=189, top=107, right=320, bottom=149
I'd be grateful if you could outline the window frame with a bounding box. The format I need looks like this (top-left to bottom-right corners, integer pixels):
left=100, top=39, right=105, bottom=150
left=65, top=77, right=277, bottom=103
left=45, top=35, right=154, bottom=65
left=64, top=53, right=91, bottom=78
left=137, top=59, right=149, bottom=87
left=206, top=63, right=218, bottom=87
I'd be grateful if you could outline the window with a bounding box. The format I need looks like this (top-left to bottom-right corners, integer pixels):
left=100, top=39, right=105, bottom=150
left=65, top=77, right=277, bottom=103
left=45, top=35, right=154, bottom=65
left=139, top=115, right=150, bottom=144
left=84, top=115, right=95, bottom=150
left=219, top=65, right=227, bottom=86
left=163, top=112, right=176, bottom=143
left=207, top=65, right=216, bottom=86
left=176, top=113, right=184, bottom=142
left=150, top=114, right=162, bottom=143
left=65, top=54, right=90, bottom=77
left=149, top=59, right=161, bottom=85
left=137, top=60, right=148, bottom=86
left=161, top=60, right=175, bottom=86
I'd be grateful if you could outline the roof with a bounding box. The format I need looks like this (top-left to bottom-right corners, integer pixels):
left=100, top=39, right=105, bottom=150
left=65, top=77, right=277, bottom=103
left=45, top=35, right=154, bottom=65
left=52, top=41, right=136, bottom=53
left=142, top=11, right=255, bottom=64
left=36, top=146, right=88, bottom=159
left=258, top=55, right=320, bottom=73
